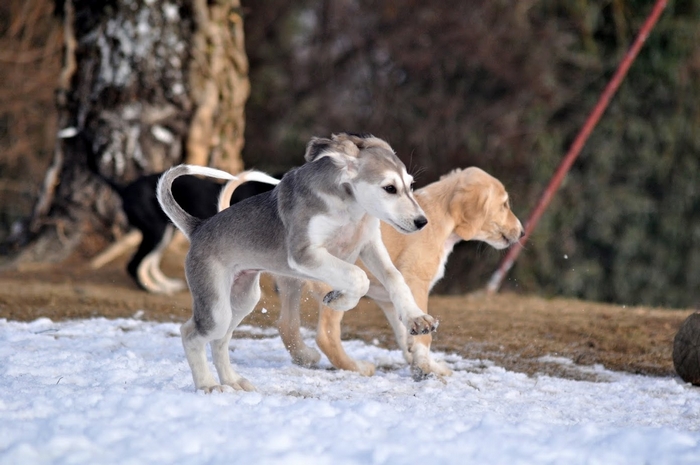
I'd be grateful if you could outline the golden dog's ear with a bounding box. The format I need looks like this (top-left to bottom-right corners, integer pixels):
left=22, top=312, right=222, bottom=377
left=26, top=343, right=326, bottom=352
left=304, top=136, right=360, bottom=180
left=450, top=181, right=491, bottom=240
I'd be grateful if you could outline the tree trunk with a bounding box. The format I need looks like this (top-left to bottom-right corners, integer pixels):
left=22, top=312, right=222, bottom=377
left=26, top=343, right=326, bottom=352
left=186, top=0, right=249, bottom=171
left=4, top=0, right=248, bottom=263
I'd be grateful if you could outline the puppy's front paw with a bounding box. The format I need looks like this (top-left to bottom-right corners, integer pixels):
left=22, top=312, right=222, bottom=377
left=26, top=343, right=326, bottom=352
left=323, top=290, right=361, bottom=311
left=323, top=290, right=342, bottom=305
left=408, top=314, right=438, bottom=335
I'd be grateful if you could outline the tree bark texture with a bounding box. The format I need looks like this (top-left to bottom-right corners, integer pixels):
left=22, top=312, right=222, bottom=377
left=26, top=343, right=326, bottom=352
left=6, top=0, right=248, bottom=263
left=186, top=0, right=249, bottom=172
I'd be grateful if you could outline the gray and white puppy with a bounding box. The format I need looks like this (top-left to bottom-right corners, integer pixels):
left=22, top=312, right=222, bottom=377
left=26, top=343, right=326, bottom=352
left=157, top=133, right=437, bottom=393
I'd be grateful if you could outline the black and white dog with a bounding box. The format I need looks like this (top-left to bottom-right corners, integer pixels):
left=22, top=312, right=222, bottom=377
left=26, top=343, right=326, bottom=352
left=91, top=167, right=280, bottom=294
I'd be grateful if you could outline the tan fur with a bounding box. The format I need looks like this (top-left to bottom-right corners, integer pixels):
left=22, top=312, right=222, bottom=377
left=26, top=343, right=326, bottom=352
left=89, top=230, right=143, bottom=269
left=276, top=167, right=523, bottom=379
left=161, top=135, right=433, bottom=392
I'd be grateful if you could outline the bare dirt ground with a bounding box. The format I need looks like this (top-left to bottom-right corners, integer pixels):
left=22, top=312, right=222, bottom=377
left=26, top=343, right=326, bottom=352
left=0, top=245, right=694, bottom=382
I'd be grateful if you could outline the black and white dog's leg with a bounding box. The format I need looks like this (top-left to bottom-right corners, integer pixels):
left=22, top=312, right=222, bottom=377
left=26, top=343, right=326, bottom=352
left=143, top=224, right=187, bottom=294
left=129, top=229, right=165, bottom=294
left=129, top=224, right=185, bottom=294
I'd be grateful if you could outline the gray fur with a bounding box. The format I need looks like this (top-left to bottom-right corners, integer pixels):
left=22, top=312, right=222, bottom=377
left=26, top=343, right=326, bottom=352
left=157, top=133, right=437, bottom=392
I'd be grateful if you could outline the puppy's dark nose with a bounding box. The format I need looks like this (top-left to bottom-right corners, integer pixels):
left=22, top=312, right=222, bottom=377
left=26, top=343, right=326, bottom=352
left=520, top=229, right=526, bottom=239
left=414, top=216, right=428, bottom=230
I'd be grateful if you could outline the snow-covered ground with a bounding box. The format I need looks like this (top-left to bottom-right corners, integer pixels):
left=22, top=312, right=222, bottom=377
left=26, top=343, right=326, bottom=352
left=1, top=316, right=699, bottom=465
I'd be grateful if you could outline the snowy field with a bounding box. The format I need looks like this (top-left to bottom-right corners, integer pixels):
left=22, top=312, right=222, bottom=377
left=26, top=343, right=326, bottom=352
left=1, top=317, right=699, bottom=465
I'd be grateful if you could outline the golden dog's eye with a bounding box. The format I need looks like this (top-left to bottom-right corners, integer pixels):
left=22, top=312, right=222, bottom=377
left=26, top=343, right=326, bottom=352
left=383, top=185, right=397, bottom=194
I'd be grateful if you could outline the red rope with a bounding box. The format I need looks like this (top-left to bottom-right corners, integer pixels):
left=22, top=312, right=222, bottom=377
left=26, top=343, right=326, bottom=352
left=486, top=0, right=668, bottom=294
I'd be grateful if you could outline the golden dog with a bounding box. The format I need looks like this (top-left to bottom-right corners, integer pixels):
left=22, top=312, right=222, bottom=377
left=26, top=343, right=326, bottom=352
left=223, top=167, right=523, bottom=379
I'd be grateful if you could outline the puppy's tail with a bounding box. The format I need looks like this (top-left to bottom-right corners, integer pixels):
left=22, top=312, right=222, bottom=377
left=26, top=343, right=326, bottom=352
left=216, top=170, right=281, bottom=212
left=156, top=164, right=237, bottom=241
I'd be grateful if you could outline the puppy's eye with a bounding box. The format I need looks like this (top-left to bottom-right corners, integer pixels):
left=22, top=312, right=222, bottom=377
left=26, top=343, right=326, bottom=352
left=410, top=182, right=416, bottom=191
left=383, top=185, right=397, bottom=194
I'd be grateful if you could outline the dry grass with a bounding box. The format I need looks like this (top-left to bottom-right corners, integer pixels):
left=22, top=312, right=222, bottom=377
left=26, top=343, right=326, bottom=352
left=0, top=247, right=693, bottom=381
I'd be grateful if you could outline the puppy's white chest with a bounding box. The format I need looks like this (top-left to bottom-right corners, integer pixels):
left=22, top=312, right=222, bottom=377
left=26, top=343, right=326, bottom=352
left=309, top=214, right=373, bottom=259
left=329, top=221, right=373, bottom=258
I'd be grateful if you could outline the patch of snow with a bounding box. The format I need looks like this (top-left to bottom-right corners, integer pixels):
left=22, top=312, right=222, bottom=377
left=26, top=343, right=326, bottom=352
left=1, top=317, right=699, bottom=464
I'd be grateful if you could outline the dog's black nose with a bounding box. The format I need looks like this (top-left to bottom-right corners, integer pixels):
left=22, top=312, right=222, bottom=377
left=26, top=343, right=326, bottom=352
left=520, top=229, right=526, bottom=239
left=414, top=216, right=428, bottom=230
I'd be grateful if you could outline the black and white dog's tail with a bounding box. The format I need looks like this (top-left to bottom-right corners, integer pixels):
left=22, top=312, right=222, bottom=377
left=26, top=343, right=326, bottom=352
left=156, top=164, right=281, bottom=241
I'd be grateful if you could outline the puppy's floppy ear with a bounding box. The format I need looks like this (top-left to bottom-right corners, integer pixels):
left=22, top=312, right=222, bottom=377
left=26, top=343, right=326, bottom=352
left=304, top=137, right=361, bottom=161
left=333, top=132, right=395, bottom=155
left=304, top=136, right=360, bottom=180
left=332, top=132, right=373, bottom=148
left=305, top=137, right=332, bottom=162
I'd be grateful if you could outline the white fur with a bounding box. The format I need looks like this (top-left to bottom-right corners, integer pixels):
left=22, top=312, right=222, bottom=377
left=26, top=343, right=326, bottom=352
left=157, top=135, right=436, bottom=392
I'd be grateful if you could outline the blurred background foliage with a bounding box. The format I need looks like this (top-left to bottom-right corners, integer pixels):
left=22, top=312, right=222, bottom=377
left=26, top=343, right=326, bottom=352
left=1, top=0, right=699, bottom=308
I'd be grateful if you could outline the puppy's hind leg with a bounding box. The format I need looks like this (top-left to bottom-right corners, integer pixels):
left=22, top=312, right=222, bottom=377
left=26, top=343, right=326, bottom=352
left=182, top=266, right=234, bottom=392
left=209, top=271, right=261, bottom=392
left=180, top=318, right=222, bottom=393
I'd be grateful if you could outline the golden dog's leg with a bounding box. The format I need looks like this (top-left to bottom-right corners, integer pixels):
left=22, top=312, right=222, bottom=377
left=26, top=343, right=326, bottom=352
left=316, top=305, right=376, bottom=376
left=276, top=277, right=321, bottom=367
